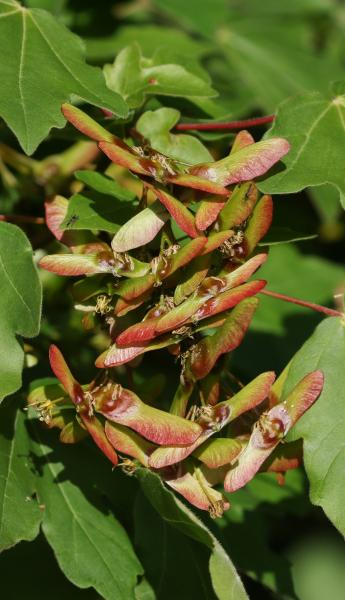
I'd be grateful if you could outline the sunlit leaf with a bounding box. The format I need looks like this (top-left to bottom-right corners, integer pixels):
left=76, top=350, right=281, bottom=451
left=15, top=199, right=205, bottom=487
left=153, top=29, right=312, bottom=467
left=0, top=6, right=127, bottom=153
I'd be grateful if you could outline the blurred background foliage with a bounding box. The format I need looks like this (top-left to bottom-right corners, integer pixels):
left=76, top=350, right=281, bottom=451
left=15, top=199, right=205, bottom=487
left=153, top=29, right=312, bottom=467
left=1, top=1, right=345, bottom=599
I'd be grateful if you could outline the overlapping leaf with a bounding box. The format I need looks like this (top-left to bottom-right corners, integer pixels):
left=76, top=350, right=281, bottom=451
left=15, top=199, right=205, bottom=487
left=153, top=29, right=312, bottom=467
left=260, top=90, right=345, bottom=208
left=0, top=223, right=41, bottom=401
left=282, top=317, right=345, bottom=536
left=0, top=0, right=127, bottom=153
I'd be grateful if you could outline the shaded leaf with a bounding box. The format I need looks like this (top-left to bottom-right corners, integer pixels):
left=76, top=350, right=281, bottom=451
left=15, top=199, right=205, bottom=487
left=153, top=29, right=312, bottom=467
left=136, top=108, right=212, bottom=164
left=30, top=422, right=142, bottom=599
left=104, top=43, right=216, bottom=109
left=0, top=223, right=41, bottom=401
left=136, top=468, right=249, bottom=600
left=0, top=401, right=42, bottom=550
left=60, top=190, right=135, bottom=234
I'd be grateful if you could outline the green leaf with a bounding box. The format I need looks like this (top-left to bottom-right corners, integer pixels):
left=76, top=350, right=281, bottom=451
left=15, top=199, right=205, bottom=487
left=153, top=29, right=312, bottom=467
left=288, top=533, right=345, bottom=600
left=136, top=468, right=249, bottom=600
left=134, top=491, right=216, bottom=599
left=136, top=108, right=212, bottom=165
left=251, top=245, right=345, bottom=336
left=259, top=226, right=317, bottom=246
left=215, top=470, right=307, bottom=595
left=151, top=0, right=228, bottom=37
left=0, top=0, right=127, bottom=154
left=309, top=184, right=343, bottom=229
left=282, top=317, right=345, bottom=537
left=75, top=170, right=136, bottom=202
left=0, top=223, right=41, bottom=402
left=0, top=534, right=99, bottom=599
left=104, top=43, right=216, bottom=109
left=85, top=25, right=208, bottom=63
left=259, top=90, right=345, bottom=208
left=229, top=0, right=333, bottom=17
left=30, top=422, right=143, bottom=599
left=61, top=191, right=135, bottom=233
left=0, top=401, right=42, bottom=550
left=218, top=21, right=342, bottom=113
left=232, top=244, right=345, bottom=376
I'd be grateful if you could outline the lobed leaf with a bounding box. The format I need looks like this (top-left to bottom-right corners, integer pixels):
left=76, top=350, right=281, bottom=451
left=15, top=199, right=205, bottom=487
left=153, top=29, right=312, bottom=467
left=30, top=424, right=141, bottom=599
left=0, top=5, right=127, bottom=153
left=104, top=42, right=216, bottom=109
left=259, top=90, right=345, bottom=209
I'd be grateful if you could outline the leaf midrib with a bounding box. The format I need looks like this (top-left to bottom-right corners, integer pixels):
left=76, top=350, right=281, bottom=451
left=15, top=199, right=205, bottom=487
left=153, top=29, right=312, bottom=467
left=0, top=240, right=35, bottom=330
left=0, top=410, right=18, bottom=543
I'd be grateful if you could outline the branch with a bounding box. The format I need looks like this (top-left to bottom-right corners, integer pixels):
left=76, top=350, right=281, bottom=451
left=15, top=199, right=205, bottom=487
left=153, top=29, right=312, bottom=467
left=0, top=214, right=45, bottom=225
left=261, top=289, right=343, bottom=318
left=176, top=115, right=275, bottom=132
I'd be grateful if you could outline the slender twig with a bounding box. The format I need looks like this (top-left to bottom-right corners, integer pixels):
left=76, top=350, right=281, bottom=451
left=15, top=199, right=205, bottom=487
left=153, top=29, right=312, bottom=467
left=261, top=289, right=343, bottom=318
left=0, top=214, right=45, bottom=224
left=176, top=114, right=275, bottom=132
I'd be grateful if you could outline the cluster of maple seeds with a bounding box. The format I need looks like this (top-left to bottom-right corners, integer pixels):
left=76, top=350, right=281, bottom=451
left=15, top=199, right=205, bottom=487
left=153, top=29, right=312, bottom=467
left=30, top=104, right=324, bottom=517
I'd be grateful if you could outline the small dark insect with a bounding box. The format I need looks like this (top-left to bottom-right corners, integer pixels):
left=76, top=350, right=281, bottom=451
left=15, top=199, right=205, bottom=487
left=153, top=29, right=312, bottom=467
left=65, top=214, right=79, bottom=228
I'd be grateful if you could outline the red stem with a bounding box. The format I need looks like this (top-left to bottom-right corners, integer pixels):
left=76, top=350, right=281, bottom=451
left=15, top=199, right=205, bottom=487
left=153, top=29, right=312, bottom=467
left=176, top=115, right=275, bottom=132
left=261, top=289, right=343, bottom=318
left=0, top=214, right=45, bottom=225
